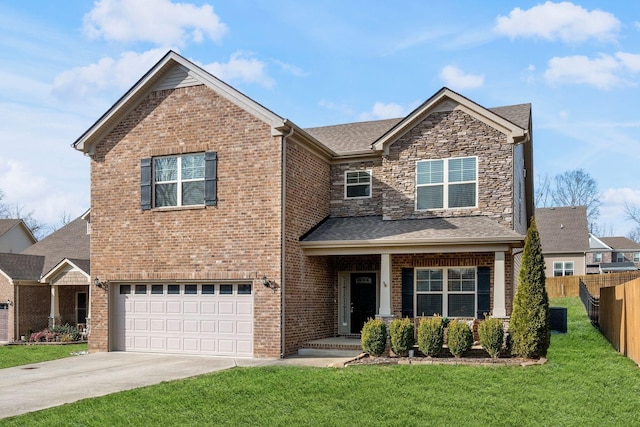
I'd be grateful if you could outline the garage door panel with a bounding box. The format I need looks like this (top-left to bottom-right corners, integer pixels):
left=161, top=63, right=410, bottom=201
left=115, top=284, right=253, bottom=356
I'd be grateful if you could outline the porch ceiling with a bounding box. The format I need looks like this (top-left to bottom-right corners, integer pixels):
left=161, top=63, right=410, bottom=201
left=300, top=216, right=524, bottom=255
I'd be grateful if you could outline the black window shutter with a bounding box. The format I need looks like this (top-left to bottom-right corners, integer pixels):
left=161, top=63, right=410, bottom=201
left=401, top=268, right=414, bottom=318
left=205, top=151, right=218, bottom=206
left=477, top=266, right=491, bottom=319
left=140, top=158, right=152, bottom=210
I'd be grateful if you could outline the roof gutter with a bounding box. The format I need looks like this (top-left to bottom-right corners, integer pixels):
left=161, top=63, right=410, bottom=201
left=280, top=124, right=295, bottom=359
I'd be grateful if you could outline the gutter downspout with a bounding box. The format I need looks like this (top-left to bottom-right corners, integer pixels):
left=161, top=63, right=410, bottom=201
left=280, top=124, right=295, bottom=358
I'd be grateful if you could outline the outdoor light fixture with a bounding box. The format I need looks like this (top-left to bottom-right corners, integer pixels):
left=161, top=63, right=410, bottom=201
left=261, top=276, right=280, bottom=291
left=94, top=277, right=110, bottom=290
left=6, top=299, right=13, bottom=306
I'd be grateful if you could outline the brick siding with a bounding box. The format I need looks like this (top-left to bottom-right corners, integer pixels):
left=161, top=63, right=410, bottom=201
left=17, top=284, right=50, bottom=337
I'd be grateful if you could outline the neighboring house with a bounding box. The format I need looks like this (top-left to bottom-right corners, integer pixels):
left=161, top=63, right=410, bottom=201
left=0, top=214, right=90, bottom=342
left=588, top=236, right=640, bottom=273
left=535, top=206, right=590, bottom=277
left=0, top=219, right=37, bottom=253
left=73, top=51, right=534, bottom=358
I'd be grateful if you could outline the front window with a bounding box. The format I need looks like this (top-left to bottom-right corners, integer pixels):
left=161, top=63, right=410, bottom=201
left=415, top=268, right=476, bottom=317
left=345, top=170, right=372, bottom=199
left=594, top=253, right=602, bottom=263
left=416, top=157, right=477, bottom=210
left=616, top=253, right=625, bottom=263
left=154, top=153, right=205, bottom=207
left=554, top=261, right=574, bottom=276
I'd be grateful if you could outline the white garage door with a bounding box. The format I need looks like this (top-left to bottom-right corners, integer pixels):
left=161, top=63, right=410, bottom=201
left=114, top=283, right=253, bottom=356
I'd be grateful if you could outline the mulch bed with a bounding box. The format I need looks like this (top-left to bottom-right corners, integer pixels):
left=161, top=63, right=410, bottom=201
left=347, top=348, right=545, bottom=367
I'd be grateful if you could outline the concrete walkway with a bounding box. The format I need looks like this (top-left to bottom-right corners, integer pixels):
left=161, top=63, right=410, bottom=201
left=0, top=351, right=354, bottom=419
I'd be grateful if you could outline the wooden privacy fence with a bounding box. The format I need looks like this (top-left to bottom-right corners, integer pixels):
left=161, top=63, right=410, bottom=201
left=545, top=271, right=640, bottom=298
left=599, top=278, right=640, bottom=366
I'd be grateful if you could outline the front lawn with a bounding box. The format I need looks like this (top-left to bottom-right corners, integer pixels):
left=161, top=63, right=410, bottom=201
left=5, top=298, right=640, bottom=426
left=0, top=343, right=88, bottom=369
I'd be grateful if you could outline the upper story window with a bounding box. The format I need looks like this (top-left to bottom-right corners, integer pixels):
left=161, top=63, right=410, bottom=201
left=154, top=154, right=205, bottom=207
left=416, top=156, right=477, bottom=210
left=616, top=253, right=625, bottom=263
left=345, top=170, right=372, bottom=199
left=554, top=261, right=574, bottom=277
left=141, top=152, right=217, bottom=210
left=594, top=252, right=602, bottom=263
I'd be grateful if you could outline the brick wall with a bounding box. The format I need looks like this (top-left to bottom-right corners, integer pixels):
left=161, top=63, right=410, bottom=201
left=89, top=84, right=283, bottom=357
left=283, top=138, right=333, bottom=355
left=18, top=284, right=50, bottom=337
left=330, top=160, right=383, bottom=217
left=57, top=286, right=87, bottom=326
left=381, top=110, right=514, bottom=226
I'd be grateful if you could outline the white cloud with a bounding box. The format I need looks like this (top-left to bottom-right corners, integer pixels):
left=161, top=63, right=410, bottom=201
left=203, top=52, right=274, bottom=88
left=599, top=188, right=640, bottom=235
left=495, top=1, right=620, bottom=43
left=359, top=102, right=412, bottom=121
left=439, top=65, right=484, bottom=90
left=543, top=52, right=640, bottom=89
left=318, top=100, right=355, bottom=116
left=52, top=49, right=166, bottom=101
left=83, top=0, right=227, bottom=47
left=274, top=60, right=308, bottom=77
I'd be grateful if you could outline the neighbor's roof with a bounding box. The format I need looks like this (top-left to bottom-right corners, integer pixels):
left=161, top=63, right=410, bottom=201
left=304, top=103, right=531, bottom=155
left=600, top=262, right=638, bottom=272
left=0, top=253, right=44, bottom=281
left=535, top=206, right=590, bottom=254
left=21, top=216, right=90, bottom=278
left=599, top=237, right=640, bottom=251
left=0, top=218, right=37, bottom=244
left=300, top=215, right=523, bottom=253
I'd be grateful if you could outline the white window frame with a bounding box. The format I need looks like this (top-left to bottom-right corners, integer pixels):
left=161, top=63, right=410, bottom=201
left=344, top=169, right=372, bottom=199
left=616, top=253, right=625, bottom=263
left=634, top=252, right=640, bottom=262
left=553, top=261, right=574, bottom=277
left=594, top=252, right=602, bottom=263
left=415, top=267, right=477, bottom=318
left=153, top=153, right=205, bottom=208
left=415, top=156, right=477, bottom=211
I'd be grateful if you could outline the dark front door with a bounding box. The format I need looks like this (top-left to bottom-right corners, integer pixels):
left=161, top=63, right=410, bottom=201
left=350, top=273, right=377, bottom=334
left=77, top=293, right=87, bottom=324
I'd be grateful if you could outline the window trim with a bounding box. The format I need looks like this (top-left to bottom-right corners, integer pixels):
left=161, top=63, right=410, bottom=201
left=553, top=261, right=574, bottom=277
left=344, top=169, right=372, bottom=200
left=616, top=253, right=625, bottom=263
left=153, top=153, right=206, bottom=208
left=414, top=267, right=477, bottom=318
left=594, top=252, right=602, bottom=263
left=415, top=156, right=478, bottom=211
left=634, top=252, right=640, bottom=263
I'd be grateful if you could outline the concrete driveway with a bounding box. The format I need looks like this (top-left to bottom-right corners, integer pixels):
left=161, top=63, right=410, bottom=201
left=0, top=352, right=277, bottom=419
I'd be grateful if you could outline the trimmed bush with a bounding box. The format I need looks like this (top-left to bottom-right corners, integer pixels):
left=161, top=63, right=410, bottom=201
left=417, top=316, right=444, bottom=357
left=478, top=317, right=505, bottom=359
left=510, top=218, right=551, bottom=358
left=447, top=320, right=473, bottom=357
left=361, top=318, right=387, bottom=357
left=389, top=317, right=415, bottom=357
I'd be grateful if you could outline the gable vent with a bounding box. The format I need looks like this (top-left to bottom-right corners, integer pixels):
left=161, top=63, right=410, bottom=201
left=153, top=64, right=201, bottom=91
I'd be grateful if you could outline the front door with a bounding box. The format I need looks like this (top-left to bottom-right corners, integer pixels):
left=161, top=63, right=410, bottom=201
left=77, top=292, right=87, bottom=324
left=350, top=273, right=377, bottom=334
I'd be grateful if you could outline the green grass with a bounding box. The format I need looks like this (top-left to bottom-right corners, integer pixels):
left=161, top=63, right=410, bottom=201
left=0, top=343, right=88, bottom=369
left=4, top=298, right=640, bottom=426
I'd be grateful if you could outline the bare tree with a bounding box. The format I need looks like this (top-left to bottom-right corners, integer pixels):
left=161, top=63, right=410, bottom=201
left=624, top=202, right=640, bottom=242
left=535, top=173, right=552, bottom=208
left=0, top=189, right=47, bottom=239
left=49, top=211, right=73, bottom=233
left=551, top=169, right=601, bottom=230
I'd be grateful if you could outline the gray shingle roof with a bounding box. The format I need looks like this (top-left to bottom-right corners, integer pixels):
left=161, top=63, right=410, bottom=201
left=599, top=237, right=640, bottom=251
left=301, top=215, right=523, bottom=245
left=21, top=216, right=90, bottom=278
left=0, top=219, right=21, bottom=237
left=0, top=253, right=44, bottom=280
left=535, top=206, right=590, bottom=253
left=304, top=104, right=531, bottom=155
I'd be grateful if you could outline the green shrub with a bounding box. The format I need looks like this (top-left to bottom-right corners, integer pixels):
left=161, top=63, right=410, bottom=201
left=360, top=318, right=387, bottom=357
left=478, top=317, right=505, bottom=359
left=447, top=320, right=473, bottom=357
left=510, top=218, right=550, bottom=358
left=50, top=324, right=82, bottom=342
left=417, top=316, right=444, bottom=357
left=389, top=317, right=415, bottom=357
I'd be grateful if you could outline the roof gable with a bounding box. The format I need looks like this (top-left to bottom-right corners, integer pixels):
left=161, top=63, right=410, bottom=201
left=0, top=219, right=37, bottom=245
left=600, top=237, right=640, bottom=251
left=40, top=258, right=90, bottom=283
left=372, top=88, right=528, bottom=155
left=0, top=253, right=44, bottom=281
left=73, top=51, right=287, bottom=155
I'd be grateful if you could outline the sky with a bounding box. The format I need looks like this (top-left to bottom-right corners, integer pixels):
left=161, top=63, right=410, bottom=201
left=1, top=0, right=639, bottom=237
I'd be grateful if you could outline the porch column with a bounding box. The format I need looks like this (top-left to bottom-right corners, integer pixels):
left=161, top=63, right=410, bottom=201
left=378, top=253, right=392, bottom=317
left=493, top=252, right=507, bottom=317
left=49, top=285, right=59, bottom=328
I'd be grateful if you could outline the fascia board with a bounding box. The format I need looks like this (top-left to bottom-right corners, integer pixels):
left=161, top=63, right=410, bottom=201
left=302, top=243, right=516, bottom=256
left=40, top=258, right=91, bottom=283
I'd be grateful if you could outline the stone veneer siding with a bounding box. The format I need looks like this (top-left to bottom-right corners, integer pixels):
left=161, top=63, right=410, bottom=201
left=283, top=138, right=333, bottom=356
left=381, top=109, right=514, bottom=226
left=330, top=160, right=383, bottom=217
left=89, top=84, right=283, bottom=357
